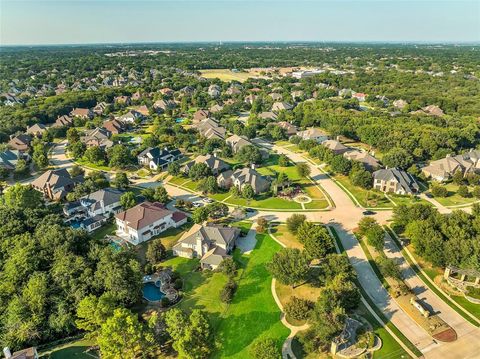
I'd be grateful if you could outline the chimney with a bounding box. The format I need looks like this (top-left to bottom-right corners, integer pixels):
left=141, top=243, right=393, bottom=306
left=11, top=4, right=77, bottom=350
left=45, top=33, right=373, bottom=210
left=213, top=152, right=217, bottom=158
left=196, top=235, right=203, bottom=256
left=336, top=136, right=341, bottom=142
left=3, top=347, right=12, bottom=359
left=251, top=163, right=256, bottom=170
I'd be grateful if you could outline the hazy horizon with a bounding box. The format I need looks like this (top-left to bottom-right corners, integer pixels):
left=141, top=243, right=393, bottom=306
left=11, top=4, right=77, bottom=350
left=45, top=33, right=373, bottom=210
left=1, top=0, right=479, bottom=46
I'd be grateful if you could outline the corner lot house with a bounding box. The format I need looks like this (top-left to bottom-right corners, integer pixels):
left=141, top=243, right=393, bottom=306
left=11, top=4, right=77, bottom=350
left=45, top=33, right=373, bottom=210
left=373, top=168, right=419, bottom=195
left=115, top=202, right=187, bottom=245
left=183, top=153, right=230, bottom=176
left=172, top=224, right=240, bottom=270
left=297, top=128, right=329, bottom=143
left=31, top=168, right=79, bottom=200
left=217, top=166, right=271, bottom=194
left=137, top=147, right=182, bottom=171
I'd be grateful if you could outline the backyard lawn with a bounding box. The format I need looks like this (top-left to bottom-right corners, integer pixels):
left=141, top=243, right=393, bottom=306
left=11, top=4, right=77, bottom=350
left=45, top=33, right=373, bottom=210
left=39, top=339, right=97, bottom=359
left=213, top=233, right=290, bottom=358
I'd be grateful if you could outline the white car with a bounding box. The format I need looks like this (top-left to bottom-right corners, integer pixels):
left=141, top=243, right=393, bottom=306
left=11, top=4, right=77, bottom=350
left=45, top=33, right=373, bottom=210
left=192, top=202, right=204, bottom=208
left=202, top=197, right=214, bottom=203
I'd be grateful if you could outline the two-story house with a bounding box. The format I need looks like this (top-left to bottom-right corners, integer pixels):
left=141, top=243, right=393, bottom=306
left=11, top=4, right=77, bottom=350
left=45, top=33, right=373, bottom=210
left=137, top=147, right=182, bottom=171
left=373, top=168, right=419, bottom=195
left=172, top=224, right=240, bottom=270
left=115, top=202, right=187, bottom=244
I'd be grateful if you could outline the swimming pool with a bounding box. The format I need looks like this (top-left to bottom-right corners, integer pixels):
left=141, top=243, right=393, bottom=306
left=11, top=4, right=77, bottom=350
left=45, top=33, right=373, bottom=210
left=143, top=282, right=165, bottom=302
left=70, top=220, right=82, bottom=229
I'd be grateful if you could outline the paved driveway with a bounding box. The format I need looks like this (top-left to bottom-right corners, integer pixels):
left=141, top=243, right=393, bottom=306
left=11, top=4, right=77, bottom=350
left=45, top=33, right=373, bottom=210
left=236, top=228, right=257, bottom=254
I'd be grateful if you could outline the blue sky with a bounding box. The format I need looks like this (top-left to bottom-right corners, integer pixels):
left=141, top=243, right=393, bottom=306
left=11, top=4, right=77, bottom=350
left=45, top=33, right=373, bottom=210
left=1, top=1, right=479, bottom=45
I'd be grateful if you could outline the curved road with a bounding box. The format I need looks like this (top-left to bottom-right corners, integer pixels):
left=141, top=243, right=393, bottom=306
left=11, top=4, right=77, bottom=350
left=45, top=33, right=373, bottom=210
left=45, top=140, right=480, bottom=358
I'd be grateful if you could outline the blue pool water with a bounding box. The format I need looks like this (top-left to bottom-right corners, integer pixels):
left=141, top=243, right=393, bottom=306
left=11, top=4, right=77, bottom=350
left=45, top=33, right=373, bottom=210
left=143, top=282, right=165, bottom=302
left=70, top=221, right=82, bottom=229
left=175, top=118, right=184, bottom=123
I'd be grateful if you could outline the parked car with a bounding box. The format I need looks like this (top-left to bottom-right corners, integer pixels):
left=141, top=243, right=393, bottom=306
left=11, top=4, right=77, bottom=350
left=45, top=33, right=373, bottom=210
left=192, top=202, right=204, bottom=208
left=362, top=210, right=376, bottom=215
left=202, top=197, right=214, bottom=203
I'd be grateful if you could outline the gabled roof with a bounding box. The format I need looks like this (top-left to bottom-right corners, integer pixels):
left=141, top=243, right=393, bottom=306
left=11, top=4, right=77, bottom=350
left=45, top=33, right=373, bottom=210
left=115, top=201, right=177, bottom=230
left=185, top=154, right=229, bottom=173
left=176, top=223, right=240, bottom=248
left=373, top=168, right=418, bottom=194
left=26, top=123, right=47, bottom=134
left=31, top=168, right=74, bottom=190
left=80, top=188, right=123, bottom=209
left=230, top=167, right=271, bottom=192
left=0, top=149, right=21, bottom=169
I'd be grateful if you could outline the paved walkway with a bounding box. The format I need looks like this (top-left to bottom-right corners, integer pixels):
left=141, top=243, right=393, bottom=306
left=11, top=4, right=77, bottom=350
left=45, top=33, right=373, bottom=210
left=236, top=228, right=257, bottom=254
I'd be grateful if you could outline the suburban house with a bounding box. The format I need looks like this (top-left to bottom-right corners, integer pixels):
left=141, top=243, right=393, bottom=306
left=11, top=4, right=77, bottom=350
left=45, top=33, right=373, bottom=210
left=297, top=128, right=329, bottom=143
left=31, top=168, right=80, bottom=200
left=81, top=127, right=113, bottom=149
left=54, top=115, right=74, bottom=127
left=225, top=134, right=253, bottom=153
left=0, top=149, right=27, bottom=170
left=193, top=109, right=211, bottom=123
left=153, top=99, right=176, bottom=113
left=208, top=84, right=221, bottom=98
left=8, top=134, right=32, bottom=152
left=114, top=95, right=131, bottom=105
left=209, top=104, right=224, bottom=113
left=244, top=94, right=257, bottom=105
left=3, top=346, right=38, bottom=359
left=352, top=92, right=367, bottom=102
left=226, top=86, right=241, bottom=96
left=172, top=224, right=241, bottom=270
left=276, top=121, right=298, bottom=137
left=70, top=107, right=93, bottom=119
left=26, top=123, right=47, bottom=137
left=217, top=166, right=271, bottom=194
left=159, top=88, right=174, bottom=97
left=421, top=149, right=480, bottom=181
left=64, top=188, right=123, bottom=232
left=132, top=105, right=150, bottom=116
left=322, top=140, right=350, bottom=155
left=272, top=101, right=293, bottom=112
left=103, top=118, right=125, bottom=135
left=343, top=150, right=381, bottom=171
left=137, top=147, right=182, bottom=171
left=258, top=111, right=278, bottom=121
left=116, top=109, right=144, bottom=124
left=93, top=102, right=109, bottom=115
left=182, top=153, right=230, bottom=176
left=373, top=168, right=419, bottom=195
left=197, top=119, right=226, bottom=140
left=269, top=93, right=283, bottom=101
left=115, top=202, right=187, bottom=245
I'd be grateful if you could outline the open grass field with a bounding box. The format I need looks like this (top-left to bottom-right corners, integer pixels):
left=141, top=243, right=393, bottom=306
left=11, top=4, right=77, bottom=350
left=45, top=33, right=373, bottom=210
left=269, top=223, right=303, bottom=249
left=275, top=280, right=321, bottom=326
left=199, top=69, right=253, bottom=82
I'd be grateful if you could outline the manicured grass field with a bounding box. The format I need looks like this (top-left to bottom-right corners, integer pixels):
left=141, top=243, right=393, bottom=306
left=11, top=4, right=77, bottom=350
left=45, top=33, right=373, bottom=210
left=213, top=233, right=289, bottom=358
left=269, top=223, right=303, bottom=249
left=199, top=69, right=253, bottom=82
left=75, top=158, right=112, bottom=172
left=333, top=174, right=392, bottom=208
left=91, top=221, right=116, bottom=240
left=432, top=183, right=479, bottom=207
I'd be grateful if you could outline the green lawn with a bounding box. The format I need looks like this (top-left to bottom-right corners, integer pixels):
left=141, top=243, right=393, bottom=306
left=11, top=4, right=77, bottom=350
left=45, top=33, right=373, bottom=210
left=431, top=183, right=479, bottom=207
left=226, top=195, right=303, bottom=209
left=388, top=194, right=430, bottom=207
left=75, top=158, right=113, bottom=172
left=91, top=221, right=116, bottom=240
left=40, top=339, right=97, bottom=359
left=333, top=174, right=392, bottom=208
left=213, top=233, right=290, bottom=358
left=159, top=232, right=288, bottom=359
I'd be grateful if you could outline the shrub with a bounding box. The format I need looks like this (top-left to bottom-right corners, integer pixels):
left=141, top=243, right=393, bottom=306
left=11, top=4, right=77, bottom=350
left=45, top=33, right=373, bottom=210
left=286, top=214, right=306, bottom=234
left=458, top=185, right=470, bottom=198
left=431, top=185, right=448, bottom=197
left=160, top=297, right=171, bottom=308
left=220, top=279, right=237, bottom=303
left=285, top=297, right=314, bottom=321
left=218, top=257, right=238, bottom=278
left=173, top=278, right=183, bottom=290
left=249, top=338, right=281, bottom=359
left=473, top=186, right=480, bottom=199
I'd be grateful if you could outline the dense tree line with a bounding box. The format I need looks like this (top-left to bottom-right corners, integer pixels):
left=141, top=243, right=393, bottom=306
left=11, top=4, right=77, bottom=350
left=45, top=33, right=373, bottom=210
left=393, top=203, right=480, bottom=270
left=0, top=185, right=143, bottom=351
